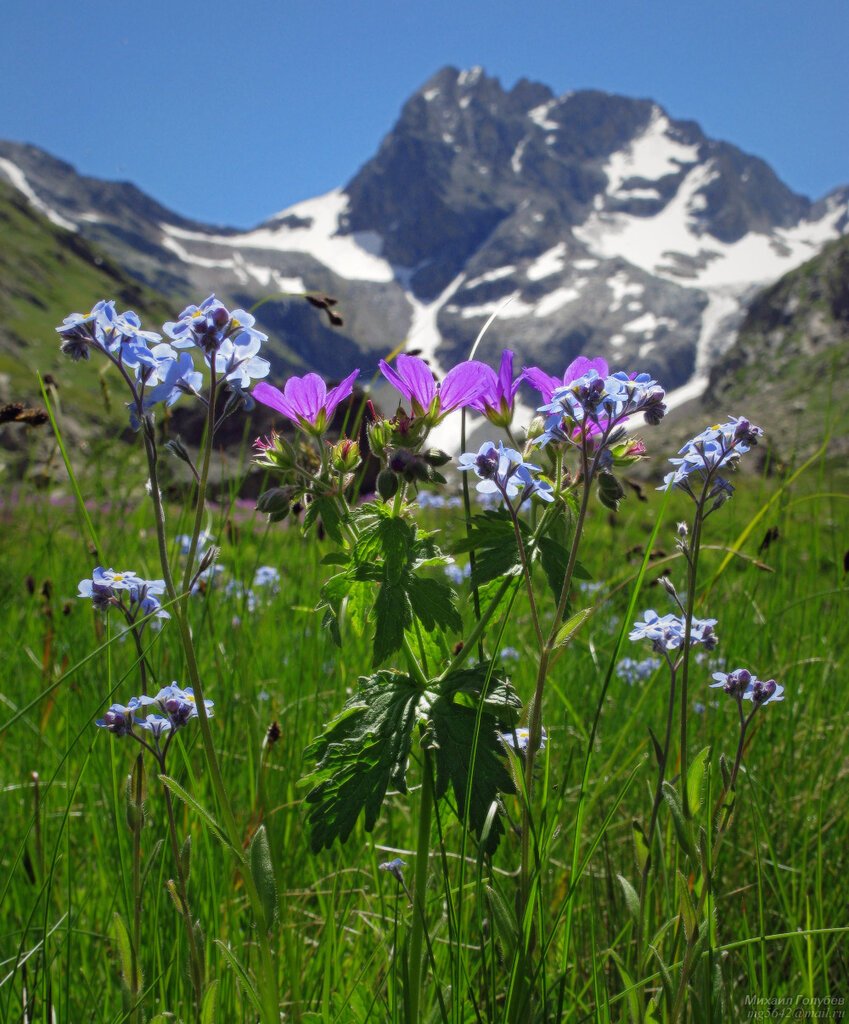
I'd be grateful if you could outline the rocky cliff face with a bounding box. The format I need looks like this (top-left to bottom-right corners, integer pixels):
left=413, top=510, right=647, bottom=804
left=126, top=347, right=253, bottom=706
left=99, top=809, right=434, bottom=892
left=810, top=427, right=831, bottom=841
left=2, top=66, right=847, bottom=398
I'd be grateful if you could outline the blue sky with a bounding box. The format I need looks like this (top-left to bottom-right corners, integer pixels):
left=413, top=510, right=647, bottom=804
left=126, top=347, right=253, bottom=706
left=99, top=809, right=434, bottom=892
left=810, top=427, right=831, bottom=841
left=3, top=0, right=847, bottom=228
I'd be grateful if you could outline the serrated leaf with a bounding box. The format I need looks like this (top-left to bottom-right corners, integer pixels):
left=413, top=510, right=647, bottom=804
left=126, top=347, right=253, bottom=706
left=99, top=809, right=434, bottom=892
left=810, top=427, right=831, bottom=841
left=438, top=663, right=522, bottom=724
left=376, top=516, right=415, bottom=583
left=425, top=697, right=515, bottom=854
left=617, top=873, right=640, bottom=923
left=406, top=574, right=462, bottom=635
left=201, top=979, right=219, bottom=1024
left=553, top=607, right=593, bottom=649
left=249, top=825, right=279, bottom=930
left=372, top=581, right=411, bottom=666
left=454, top=508, right=521, bottom=588
left=687, top=746, right=711, bottom=817
left=537, top=534, right=569, bottom=605
left=302, top=672, right=421, bottom=851
left=110, top=912, right=136, bottom=994
left=302, top=494, right=344, bottom=544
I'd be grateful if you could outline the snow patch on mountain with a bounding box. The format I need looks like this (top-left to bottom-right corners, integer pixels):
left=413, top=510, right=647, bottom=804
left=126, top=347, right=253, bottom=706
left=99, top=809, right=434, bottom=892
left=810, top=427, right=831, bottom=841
left=526, top=242, right=568, bottom=281
left=604, top=110, right=700, bottom=197
left=576, top=160, right=847, bottom=289
left=535, top=285, right=583, bottom=317
left=162, top=190, right=396, bottom=284
left=0, top=157, right=76, bottom=231
left=465, top=266, right=516, bottom=290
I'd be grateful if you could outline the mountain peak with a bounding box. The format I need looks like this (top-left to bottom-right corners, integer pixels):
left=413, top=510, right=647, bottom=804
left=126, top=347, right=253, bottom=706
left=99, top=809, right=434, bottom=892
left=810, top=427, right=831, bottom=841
left=1, top=68, right=847, bottom=399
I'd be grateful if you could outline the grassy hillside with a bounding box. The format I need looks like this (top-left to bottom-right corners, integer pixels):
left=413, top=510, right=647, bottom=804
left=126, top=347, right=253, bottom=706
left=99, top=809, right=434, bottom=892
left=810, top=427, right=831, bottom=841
left=0, top=180, right=178, bottom=412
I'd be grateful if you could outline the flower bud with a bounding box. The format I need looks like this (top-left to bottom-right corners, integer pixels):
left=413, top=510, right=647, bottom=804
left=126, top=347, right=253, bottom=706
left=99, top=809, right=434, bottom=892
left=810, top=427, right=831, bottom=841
left=422, top=447, right=451, bottom=467
left=525, top=414, right=546, bottom=443
left=256, top=486, right=297, bottom=521
left=389, top=448, right=416, bottom=474
left=367, top=419, right=389, bottom=457
left=377, top=469, right=399, bottom=501
left=330, top=438, right=361, bottom=473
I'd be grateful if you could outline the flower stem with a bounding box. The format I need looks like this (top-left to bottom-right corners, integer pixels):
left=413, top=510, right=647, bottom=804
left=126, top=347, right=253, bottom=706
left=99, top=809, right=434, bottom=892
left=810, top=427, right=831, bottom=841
left=158, top=755, right=204, bottom=1019
left=142, top=377, right=279, bottom=1022
left=406, top=751, right=435, bottom=1024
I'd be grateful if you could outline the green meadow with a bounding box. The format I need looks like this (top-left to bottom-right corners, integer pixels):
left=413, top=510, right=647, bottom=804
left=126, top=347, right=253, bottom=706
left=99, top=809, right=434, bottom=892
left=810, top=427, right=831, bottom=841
left=1, top=400, right=847, bottom=1022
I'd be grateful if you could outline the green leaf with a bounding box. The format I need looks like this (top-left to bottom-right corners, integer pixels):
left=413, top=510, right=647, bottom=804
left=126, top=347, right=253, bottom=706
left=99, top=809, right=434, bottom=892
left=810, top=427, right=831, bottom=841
left=676, top=869, right=698, bottom=941
left=406, top=575, right=462, bottom=635
left=608, top=949, right=641, bottom=1024
left=454, top=509, right=520, bottom=588
left=617, top=873, right=640, bottom=923
left=437, top=663, right=522, bottom=724
left=376, top=516, right=415, bottom=583
left=249, top=825, right=279, bottom=930
left=632, top=819, right=650, bottom=873
left=157, top=775, right=239, bottom=857
left=662, top=781, right=697, bottom=863
left=553, top=607, right=593, bottom=649
left=486, top=884, right=518, bottom=960
left=302, top=671, right=421, bottom=851
left=425, top=696, right=515, bottom=854
left=180, top=835, right=191, bottom=883
left=110, top=912, right=136, bottom=994
left=201, top=979, right=219, bottom=1024
left=537, top=534, right=569, bottom=605
left=302, top=494, right=344, bottom=544
left=214, top=940, right=263, bottom=1017
left=687, top=745, right=712, bottom=816
left=372, top=581, right=411, bottom=666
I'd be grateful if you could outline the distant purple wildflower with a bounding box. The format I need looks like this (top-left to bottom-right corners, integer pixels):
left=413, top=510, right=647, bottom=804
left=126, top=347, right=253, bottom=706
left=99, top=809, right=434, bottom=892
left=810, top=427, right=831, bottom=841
left=522, top=356, right=609, bottom=405
left=470, top=350, right=523, bottom=428
left=379, top=353, right=491, bottom=425
left=253, top=370, right=359, bottom=435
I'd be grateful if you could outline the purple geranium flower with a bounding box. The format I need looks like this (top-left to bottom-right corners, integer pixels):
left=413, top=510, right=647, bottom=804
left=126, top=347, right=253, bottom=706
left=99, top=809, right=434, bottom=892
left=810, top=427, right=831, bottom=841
left=470, top=350, right=523, bottom=428
left=379, top=354, right=491, bottom=425
left=253, top=370, right=359, bottom=435
left=523, top=356, right=609, bottom=405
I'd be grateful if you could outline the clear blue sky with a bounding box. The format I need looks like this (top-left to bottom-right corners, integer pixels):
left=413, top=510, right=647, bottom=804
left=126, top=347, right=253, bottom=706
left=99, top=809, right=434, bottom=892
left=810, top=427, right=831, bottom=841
left=3, top=0, right=847, bottom=228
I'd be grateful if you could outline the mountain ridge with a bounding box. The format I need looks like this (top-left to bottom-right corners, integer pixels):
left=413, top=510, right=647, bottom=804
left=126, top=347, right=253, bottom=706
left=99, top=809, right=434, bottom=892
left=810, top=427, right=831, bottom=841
left=1, top=66, right=847, bottom=401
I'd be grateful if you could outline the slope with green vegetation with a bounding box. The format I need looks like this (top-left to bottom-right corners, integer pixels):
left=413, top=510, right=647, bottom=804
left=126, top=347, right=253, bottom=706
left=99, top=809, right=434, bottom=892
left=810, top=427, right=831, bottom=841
left=0, top=179, right=177, bottom=412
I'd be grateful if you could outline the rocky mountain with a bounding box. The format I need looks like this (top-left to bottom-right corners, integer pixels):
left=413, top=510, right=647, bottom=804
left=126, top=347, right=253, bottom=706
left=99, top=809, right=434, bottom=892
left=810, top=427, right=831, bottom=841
left=703, top=233, right=849, bottom=450
left=1, top=65, right=847, bottom=402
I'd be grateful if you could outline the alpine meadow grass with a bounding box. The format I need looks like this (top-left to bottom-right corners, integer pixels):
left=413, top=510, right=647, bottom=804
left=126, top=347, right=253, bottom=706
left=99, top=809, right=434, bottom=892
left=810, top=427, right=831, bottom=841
left=0, top=296, right=847, bottom=1023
